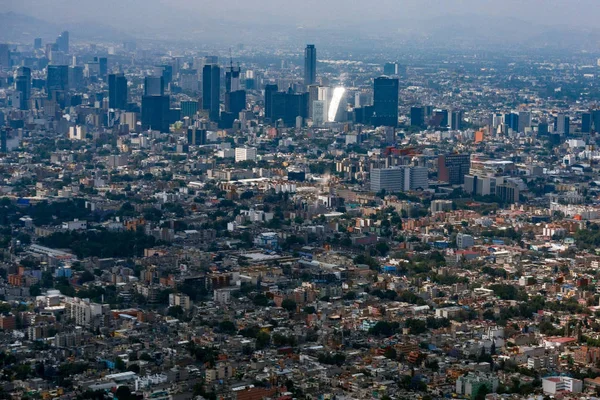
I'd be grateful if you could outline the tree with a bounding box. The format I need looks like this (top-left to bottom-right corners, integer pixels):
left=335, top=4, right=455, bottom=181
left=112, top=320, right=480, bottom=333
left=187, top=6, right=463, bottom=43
left=167, top=305, right=184, bottom=318
left=115, top=357, right=126, bottom=372
left=256, top=331, right=271, bottom=349
left=384, top=347, right=397, bottom=360
left=281, top=299, right=297, bottom=313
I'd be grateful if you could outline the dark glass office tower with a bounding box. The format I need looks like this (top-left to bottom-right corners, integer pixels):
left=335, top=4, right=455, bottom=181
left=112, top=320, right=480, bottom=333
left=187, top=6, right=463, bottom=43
left=202, top=64, right=221, bottom=121
left=304, top=44, right=316, bottom=86
left=264, top=84, right=278, bottom=120
left=226, top=90, right=246, bottom=115
left=226, top=64, right=241, bottom=93
left=144, top=76, right=165, bottom=96
left=15, top=67, right=31, bottom=110
left=46, top=65, right=69, bottom=98
left=98, top=57, right=108, bottom=79
left=372, top=76, right=399, bottom=127
left=56, top=31, right=69, bottom=53
left=141, top=95, right=170, bottom=132
left=187, top=127, right=207, bottom=145
left=582, top=112, right=592, bottom=133
left=451, top=110, right=463, bottom=130
left=108, top=73, right=128, bottom=110
left=270, top=89, right=309, bottom=126
left=410, top=106, right=424, bottom=127
left=181, top=100, right=199, bottom=118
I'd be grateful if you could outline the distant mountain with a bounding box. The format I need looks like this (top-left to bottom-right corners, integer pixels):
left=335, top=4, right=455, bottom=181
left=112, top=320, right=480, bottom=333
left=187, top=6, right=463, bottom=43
left=0, top=12, right=134, bottom=44
left=1, top=11, right=598, bottom=52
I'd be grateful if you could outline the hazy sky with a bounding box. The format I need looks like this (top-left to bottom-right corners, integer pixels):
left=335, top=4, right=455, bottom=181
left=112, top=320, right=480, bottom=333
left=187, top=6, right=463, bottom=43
left=5, top=0, right=600, bottom=28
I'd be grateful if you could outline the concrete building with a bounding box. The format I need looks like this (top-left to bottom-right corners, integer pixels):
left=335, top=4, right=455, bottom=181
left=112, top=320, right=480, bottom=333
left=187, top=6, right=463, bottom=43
left=455, top=373, right=499, bottom=398
left=456, top=233, right=474, bottom=249
left=235, top=147, right=257, bottom=163
left=370, top=166, right=428, bottom=193
left=542, top=376, right=582, bottom=395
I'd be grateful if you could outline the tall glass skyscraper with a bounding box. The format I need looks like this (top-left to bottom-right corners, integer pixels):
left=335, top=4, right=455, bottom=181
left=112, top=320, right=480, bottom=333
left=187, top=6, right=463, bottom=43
left=372, top=76, right=399, bottom=127
left=108, top=73, right=128, bottom=110
left=202, top=64, right=221, bottom=122
left=304, top=44, right=316, bottom=86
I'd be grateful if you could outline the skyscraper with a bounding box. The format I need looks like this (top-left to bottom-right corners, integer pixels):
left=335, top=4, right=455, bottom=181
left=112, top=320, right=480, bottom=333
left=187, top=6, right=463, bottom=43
left=56, top=31, right=69, bottom=53
left=0, top=44, right=9, bottom=70
left=226, top=64, right=241, bottom=93
left=34, top=38, right=42, bottom=50
left=411, top=107, right=425, bottom=127
left=108, top=73, right=128, bottom=110
left=264, top=84, right=278, bottom=120
left=438, top=153, right=471, bottom=185
left=98, top=57, right=108, bottom=79
left=555, top=114, right=570, bottom=135
left=451, top=110, right=463, bottom=130
left=46, top=65, right=69, bottom=98
left=15, top=67, right=31, bottom=110
left=141, top=95, right=170, bottom=132
left=372, top=76, right=399, bottom=127
left=225, top=90, right=246, bottom=115
left=383, top=62, right=399, bottom=75
left=582, top=112, right=592, bottom=133
left=304, top=45, right=317, bottom=86
left=181, top=101, right=199, bottom=119
left=202, top=64, right=221, bottom=121
left=144, top=76, right=165, bottom=96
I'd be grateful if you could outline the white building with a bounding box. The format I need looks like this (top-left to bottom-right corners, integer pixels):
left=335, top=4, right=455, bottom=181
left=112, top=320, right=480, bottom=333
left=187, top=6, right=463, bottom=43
left=62, top=219, right=87, bottom=231
left=370, top=166, right=428, bottom=193
left=542, top=376, right=582, bottom=395
left=214, top=288, right=232, bottom=304
left=235, top=147, right=257, bottom=162
left=68, top=125, right=85, bottom=140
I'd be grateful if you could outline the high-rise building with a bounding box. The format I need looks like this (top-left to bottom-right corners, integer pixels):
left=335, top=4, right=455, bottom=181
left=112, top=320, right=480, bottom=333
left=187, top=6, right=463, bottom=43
left=56, top=31, right=69, bottom=53
left=451, top=111, right=463, bottom=130
left=372, top=77, right=399, bottom=127
left=518, top=111, right=531, bottom=132
left=202, top=64, right=220, bottom=121
left=68, top=66, right=84, bottom=91
left=592, top=110, right=600, bottom=133
left=438, top=154, right=471, bottom=185
left=370, top=166, right=428, bottom=193
left=270, top=89, right=309, bottom=126
left=264, top=84, right=278, bottom=120
left=304, top=44, right=317, bottom=86
left=144, top=76, right=165, bottom=96
left=308, top=85, right=320, bottom=119
left=187, top=127, right=206, bottom=145
left=46, top=65, right=69, bottom=98
left=411, top=107, right=425, bottom=127
left=108, top=73, right=128, bottom=110
left=181, top=100, right=199, bottom=118
left=582, top=112, right=592, bottom=133
left=504, top=113, right=519, bottom=132
left=34, top=38, right=42, bottom=50
left=235, top=147, right=257, bottom=162
left=226, top=64, right=241, bottom=93
left=555, top=114, right=570, bottom=135
left=141, top=95, right=170, bottom=132
left=225, top=90, right=246, bottom=115
left=383, top=62, right=399, bottom=75
left=15, top=67, right=31, bottom=111
left=384, top=126, right=395, bottom=145
left=433, top=109, right=449, bottom=128
left=98, top=57, right=108, bottom=79
left=0, top=44, right=9, bottom=70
